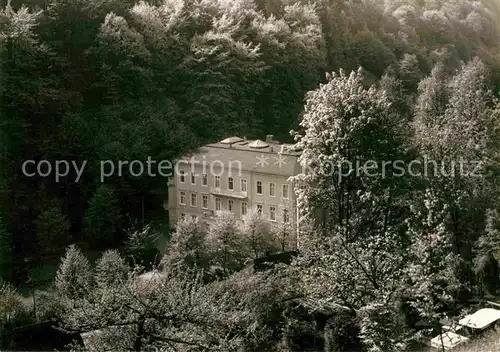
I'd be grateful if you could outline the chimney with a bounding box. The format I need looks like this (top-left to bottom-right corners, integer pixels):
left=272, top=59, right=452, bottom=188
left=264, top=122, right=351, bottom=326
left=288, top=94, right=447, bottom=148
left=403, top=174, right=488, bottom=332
left=265, top=134, right=274, bottom=142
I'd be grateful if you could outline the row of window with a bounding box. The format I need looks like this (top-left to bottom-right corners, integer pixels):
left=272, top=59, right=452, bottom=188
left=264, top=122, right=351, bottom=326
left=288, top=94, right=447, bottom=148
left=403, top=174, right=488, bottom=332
left=180, top=171, right=210, bottom=186
left=254, top=205, right=289, bottom=222
left=256, top=180, right=288, bottom=198
left=179, top=191, right=209, bottom=209
left=179, top=171, right=290, bottom=198
left=179, top=191, right=290, bottom=222
left=181, top=213, right=200, bottom=222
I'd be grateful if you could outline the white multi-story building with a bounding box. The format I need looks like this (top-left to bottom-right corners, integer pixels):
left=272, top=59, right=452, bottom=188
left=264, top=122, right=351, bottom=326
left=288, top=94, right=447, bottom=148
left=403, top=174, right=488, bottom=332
left=167, top=135, right=302, bottom=243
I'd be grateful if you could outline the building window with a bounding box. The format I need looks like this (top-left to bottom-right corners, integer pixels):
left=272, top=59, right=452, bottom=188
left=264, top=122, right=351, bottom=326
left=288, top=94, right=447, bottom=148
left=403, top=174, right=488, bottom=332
left=179, top=171, right=186, bottom=183
left=283, top=208, right=290, bottom=223
left=241, top=179, right=247, bottom=192
left=215, top=197, right=221, bottom=211
left=228, top=177, right=234, bottom=190
left=190, top=193, right=197, bottom=207
left=202, top=195, right=208, bottom=209
left=191, top=173, right=196, bottom=184
left=228, top=199, right=234, bottom=212
left=256, top=204, right=263, bottom=215
left=256, top=181, right=262, bottom=195
left=181, top=213, right=186, bottom=220
left=269, top=182, right=276, bottom=197
left=282, top=184, right=289, bottom=199
left=215, top=176, right=221, bottom=188
left=241, top=202, right=247, bottom=217
left=191, top=215, right=198, bottom=221
left=202, top=174, right=208, bottom=186
left=179, top=191, right=186, bottom=205
left=269, top=206, right=276, bottom=221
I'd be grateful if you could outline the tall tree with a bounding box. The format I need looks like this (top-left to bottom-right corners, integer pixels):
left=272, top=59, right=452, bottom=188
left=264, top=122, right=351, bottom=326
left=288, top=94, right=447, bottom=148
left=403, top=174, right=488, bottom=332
left=252, top=1, right=326, bottom=140
left=163, top=217, right=207, bottom=271
left=0, top=216, right=12, bottom=282
left=84, top=185, right=121, bottom=247
left=205, top=210, right=248, bottom=274
left=55, top=245, right=91, bottom=300
left=474, top=209, right=500, bottom=295
left=0, top=3, right=61, bottom=262
left=34, top=206, right=70, bottom=255
left=291, top=67, right=418, bottom=350
left=293, top=68, right=412, bottom=244
left=94, top=249, right=129, bottom=290
left=240, top=206, right=275, bottom=258
left=124, top=224, right=160, bottom=268
left=413, top=57, right=500, bottom=286
left=403, top=188, right=462, bottom=325
left=270, top=201, right=295, bottom=252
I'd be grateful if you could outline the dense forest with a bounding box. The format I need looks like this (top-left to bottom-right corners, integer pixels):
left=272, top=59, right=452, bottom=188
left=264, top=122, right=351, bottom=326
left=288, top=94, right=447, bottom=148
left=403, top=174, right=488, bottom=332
left=0, top=0, right=499, bottom=272
left=1, top=0, right=500, bottom=350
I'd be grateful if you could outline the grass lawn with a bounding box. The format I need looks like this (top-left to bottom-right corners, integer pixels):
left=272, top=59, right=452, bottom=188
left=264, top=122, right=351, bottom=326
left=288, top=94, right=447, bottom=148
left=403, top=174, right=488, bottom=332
left=17, top=217, right=172, bottom=298
left=18, top=248, right=105, bottom=297
left=455, top=329, right=500, bottom=351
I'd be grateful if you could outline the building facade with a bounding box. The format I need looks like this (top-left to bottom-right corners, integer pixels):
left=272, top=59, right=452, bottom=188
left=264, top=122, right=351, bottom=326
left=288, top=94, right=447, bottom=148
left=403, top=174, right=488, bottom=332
left=167, top=135, right=302, bottom=244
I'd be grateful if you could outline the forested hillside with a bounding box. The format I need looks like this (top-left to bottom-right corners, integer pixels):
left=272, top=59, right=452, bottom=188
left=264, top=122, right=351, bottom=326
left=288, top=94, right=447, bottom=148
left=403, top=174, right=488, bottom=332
left=0, top=0, right=500, bottom=350
left=1, top=0, right=499, bottom=273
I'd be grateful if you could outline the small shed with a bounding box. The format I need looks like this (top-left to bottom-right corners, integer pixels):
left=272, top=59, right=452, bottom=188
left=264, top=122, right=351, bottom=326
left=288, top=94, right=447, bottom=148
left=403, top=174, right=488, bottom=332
left=458, top=308, right=500, bottom=330
left=430, top=331, right=469, bottom=350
